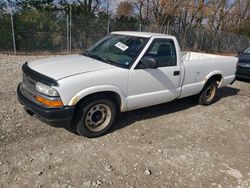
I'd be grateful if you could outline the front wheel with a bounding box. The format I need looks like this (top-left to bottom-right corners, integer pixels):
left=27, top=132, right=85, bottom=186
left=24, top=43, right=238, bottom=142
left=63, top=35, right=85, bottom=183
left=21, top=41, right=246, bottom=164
left=197, top=80, right=218, bottom=105
left=75, top=97, right=117, bottom=138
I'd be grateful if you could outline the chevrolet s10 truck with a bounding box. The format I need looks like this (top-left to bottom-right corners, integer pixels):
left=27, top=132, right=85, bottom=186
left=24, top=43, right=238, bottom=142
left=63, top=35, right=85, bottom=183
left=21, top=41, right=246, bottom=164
left=17, top=31, right=238, bottom=138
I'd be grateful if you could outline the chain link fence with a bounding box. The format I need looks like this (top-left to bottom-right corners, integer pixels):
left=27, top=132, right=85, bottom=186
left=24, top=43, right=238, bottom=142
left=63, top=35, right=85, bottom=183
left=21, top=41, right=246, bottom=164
left=1, top=10, right=250, bottom=55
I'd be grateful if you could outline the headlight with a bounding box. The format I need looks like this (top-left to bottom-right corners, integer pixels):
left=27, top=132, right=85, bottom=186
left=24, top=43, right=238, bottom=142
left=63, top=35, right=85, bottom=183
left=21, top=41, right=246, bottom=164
left=35, top=82, right=59, bottom=97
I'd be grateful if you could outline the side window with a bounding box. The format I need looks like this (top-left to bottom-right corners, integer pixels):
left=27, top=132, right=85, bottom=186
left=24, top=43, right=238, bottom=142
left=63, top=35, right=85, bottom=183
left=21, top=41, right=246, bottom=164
left=144, top=39, right=177, bottom=67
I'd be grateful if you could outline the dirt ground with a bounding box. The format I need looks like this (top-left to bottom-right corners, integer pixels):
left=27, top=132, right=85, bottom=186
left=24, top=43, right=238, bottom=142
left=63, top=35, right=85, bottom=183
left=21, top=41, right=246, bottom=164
left=0, top=54, right=250, bottom=188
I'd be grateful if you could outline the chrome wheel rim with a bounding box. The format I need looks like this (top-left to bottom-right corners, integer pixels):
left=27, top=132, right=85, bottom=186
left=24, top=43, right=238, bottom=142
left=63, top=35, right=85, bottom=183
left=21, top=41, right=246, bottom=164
left=205, top=85, right=216, bottom=102
left=85, top=104, right=112, bottom=132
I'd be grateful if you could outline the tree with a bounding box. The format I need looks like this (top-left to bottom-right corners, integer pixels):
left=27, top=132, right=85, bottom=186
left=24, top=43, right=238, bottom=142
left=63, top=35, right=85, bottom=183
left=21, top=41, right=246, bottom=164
left=116, top=1, right=133, bottom=18
left=17, top=0, right=55, bottom=12
left=130, top=0, right=145, bottom=26
left=227, top=0, right=250, bottom=35
left=113, top=16, right=138, bottom=31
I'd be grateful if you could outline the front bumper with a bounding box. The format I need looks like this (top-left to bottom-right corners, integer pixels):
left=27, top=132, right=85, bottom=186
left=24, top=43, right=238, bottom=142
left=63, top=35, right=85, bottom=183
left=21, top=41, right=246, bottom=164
left=17, top=84, right=75, bottom=121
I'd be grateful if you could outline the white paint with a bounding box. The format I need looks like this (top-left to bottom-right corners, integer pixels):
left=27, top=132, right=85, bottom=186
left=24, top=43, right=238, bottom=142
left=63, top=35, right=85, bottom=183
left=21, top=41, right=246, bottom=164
left=26, top=31, right=238, bottom=112
left=111, top=31, right=172, bottom=38
left=182, top=51, right=234, bottom=60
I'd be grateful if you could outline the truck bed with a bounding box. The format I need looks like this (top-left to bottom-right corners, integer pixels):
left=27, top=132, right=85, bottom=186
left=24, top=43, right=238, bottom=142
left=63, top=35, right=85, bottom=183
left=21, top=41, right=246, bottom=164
left=179, top=52, right=238, bottom=99
left=182, top=52, right=234, bottom=61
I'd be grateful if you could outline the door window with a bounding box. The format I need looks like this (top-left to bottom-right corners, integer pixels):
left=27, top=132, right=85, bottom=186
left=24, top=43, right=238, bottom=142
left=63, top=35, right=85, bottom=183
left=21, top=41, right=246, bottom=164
left=143, top=39, right=177, bottom=67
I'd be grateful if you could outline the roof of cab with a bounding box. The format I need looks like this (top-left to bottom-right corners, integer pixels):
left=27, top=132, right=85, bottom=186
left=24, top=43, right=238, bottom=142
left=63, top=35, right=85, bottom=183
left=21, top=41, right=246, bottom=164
left=111, top=31, right=172, bottom=38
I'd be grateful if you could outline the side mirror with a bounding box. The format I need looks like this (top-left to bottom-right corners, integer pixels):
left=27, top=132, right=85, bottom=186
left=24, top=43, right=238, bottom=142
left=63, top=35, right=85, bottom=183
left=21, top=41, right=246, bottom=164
left=140, top=56, right=157, bottom=69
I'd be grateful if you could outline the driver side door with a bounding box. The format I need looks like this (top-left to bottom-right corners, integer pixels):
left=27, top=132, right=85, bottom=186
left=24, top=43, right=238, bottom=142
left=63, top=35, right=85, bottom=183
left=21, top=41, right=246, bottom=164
left=127, top=38, right=181, bottom=110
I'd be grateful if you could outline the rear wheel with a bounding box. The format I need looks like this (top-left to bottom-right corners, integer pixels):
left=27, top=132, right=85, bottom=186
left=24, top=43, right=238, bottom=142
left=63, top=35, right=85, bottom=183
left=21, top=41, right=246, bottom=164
left=198, top=80, right=218, bottom=105
left=75, top=96, right=117, bottom=138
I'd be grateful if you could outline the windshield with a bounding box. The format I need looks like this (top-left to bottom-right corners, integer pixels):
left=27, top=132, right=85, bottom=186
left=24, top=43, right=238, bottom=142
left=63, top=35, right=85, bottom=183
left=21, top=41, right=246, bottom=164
left=244, top=47, right=250, bottom=54
left=84, top=34, right=148, bottom=68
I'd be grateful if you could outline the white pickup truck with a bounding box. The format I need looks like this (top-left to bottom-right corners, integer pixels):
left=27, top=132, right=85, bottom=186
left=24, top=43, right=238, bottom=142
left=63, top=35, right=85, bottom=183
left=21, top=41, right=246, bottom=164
left=17, top=31, right=238, bottom=137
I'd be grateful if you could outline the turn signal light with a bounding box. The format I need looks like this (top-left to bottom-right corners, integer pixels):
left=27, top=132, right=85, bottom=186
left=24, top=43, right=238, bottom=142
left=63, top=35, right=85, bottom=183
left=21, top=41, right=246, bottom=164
left=35, top=96, right=63, bottom=107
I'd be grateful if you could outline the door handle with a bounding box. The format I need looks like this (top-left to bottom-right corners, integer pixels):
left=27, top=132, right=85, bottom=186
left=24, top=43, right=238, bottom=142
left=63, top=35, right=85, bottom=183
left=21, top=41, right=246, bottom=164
left=173, top=71, right=180, bottom=76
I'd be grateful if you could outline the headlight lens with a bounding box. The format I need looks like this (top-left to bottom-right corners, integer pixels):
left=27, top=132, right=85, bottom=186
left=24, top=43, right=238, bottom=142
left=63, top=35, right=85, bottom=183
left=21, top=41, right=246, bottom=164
left=35, top=82, right=59, bottom=97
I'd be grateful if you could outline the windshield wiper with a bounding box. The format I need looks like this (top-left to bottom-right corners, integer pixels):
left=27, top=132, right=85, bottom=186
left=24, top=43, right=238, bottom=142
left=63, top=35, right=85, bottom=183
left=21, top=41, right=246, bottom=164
left=83, top=51, right=89, bottom=56
left=82, top=51, right=105, bottom=62
left=83, top=51, right=118, bottom=66
left=102, top=57, right=117, bottom=65
left=88, top=53, right=115, bottom=65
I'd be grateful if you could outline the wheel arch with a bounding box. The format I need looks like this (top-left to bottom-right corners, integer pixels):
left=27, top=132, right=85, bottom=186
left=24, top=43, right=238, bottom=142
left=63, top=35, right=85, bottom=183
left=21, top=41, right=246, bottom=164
left=203, top=71, right=223, bottom=88
left=68, top=85, right=126, bottom=112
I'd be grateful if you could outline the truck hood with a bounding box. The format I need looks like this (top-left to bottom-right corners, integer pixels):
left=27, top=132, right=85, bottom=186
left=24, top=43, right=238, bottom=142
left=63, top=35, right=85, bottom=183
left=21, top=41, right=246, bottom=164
left=28, top=54, right=115, bottom=80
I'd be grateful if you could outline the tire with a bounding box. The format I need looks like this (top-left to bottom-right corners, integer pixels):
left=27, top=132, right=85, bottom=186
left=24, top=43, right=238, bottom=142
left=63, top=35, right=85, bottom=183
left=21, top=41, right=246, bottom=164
left=75, top=96, right=117, bottom=138
left=197, top=79, right=218, bottom=105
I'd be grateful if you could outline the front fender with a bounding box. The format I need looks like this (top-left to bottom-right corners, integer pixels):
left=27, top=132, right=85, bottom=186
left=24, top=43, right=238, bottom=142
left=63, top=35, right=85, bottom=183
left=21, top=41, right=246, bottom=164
left=68, top=85, right=127, bottom=112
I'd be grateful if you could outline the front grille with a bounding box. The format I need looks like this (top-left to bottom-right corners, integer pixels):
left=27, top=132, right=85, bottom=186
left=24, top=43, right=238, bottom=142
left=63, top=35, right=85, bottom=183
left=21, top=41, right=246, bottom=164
left=22, top=62, right=58, bottom=86
left=20, top=83, right=41, bottom=105
left=20, top=64, right=62, bottom=108
left=21, top=73, right=39, bottom=104
left=23, top=73, right=36, bottom=91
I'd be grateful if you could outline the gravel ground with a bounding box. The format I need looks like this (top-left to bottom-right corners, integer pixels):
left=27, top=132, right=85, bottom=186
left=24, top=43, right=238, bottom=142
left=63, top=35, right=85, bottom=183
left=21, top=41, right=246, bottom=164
left=0, top=54, right=250, bottom=188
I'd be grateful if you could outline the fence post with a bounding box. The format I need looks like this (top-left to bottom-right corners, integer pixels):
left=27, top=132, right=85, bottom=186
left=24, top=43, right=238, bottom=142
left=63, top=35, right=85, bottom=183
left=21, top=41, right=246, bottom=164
left=237, top=36, right=241, bottom=51
left=10, top=11, right=16, bottom=55
left=166, top=20, right=170, bottom=34
left=139, top=23, right=142, bottom=32
left=182, top=27, right=187, bottom=50
left=164, top=26, right=167, bottom=34
left=199, top=28, right=205, bottom=51
left=107, top=18, right=110, bottom=35
left=69, top=5, right=72, bottom=54
left=226, top=33, right=231, bottom=53
left=106, top=0, right=110, bottom=35
left=67, top=14, right=69, bottom=54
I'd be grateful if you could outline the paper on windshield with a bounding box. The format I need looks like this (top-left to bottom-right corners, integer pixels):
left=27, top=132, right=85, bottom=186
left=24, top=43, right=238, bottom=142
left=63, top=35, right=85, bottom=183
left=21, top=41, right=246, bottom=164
left=115, top=42, right=129, bottom=51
